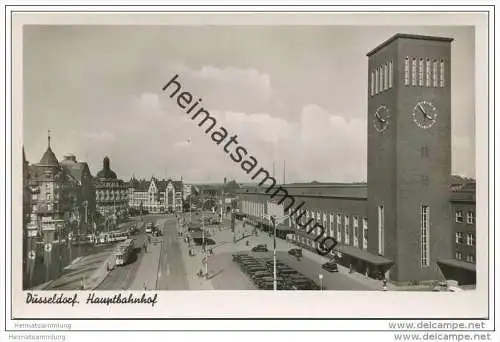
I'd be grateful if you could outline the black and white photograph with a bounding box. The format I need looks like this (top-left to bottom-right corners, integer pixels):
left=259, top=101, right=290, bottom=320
left=21, top=24, right=477, bottom=293
left=5, top=7, right=494, bottom=331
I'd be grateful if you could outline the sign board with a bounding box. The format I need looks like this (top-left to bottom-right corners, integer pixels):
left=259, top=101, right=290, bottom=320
left=44, top=243, right=52, bottom=252
left=28, top=250, right=36, bottom=260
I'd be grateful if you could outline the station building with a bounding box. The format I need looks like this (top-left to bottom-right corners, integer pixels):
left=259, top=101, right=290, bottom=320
left=235, top=34, right=476, bottom=285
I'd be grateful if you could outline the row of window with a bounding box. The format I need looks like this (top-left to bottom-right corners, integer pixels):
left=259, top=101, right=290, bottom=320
left=455, top=232, right=475, bottom=246
left=241, top=200, right=370, bottom=250
left=404, top=57, right=445, bottom=88
left=287, top=209, right=370, bottom=250
left=370, top=61, right=394, bottom=96
left=455, top=251, right=475, bottom=263
left=456, top=210, right=475, bottom=224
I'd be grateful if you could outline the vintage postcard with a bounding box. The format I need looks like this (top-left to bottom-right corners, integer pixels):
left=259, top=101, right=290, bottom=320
left=5, top=8, right=493, bottom=331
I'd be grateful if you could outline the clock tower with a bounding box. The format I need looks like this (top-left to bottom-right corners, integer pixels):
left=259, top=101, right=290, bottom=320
left=366, top=34, right=453, bottom=282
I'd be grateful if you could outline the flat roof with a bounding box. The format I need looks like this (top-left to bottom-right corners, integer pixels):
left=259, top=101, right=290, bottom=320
left=367, top=33, right=454, bottom=57
left=334, top=245, right=393, bottom=265
left=437, top=258, right=476, bottom=272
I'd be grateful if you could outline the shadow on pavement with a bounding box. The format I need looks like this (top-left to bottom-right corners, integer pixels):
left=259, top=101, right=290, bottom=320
left=207, top=268, right=224, bottom=280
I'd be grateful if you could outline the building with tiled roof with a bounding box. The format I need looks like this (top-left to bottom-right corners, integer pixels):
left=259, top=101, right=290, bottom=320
left=25, top=133, right=82, bottom=265
left=127, top=177, right=184, bottom=213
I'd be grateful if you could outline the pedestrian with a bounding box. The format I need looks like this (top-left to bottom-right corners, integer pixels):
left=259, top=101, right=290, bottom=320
left=143, top=282, right=147, bottom=290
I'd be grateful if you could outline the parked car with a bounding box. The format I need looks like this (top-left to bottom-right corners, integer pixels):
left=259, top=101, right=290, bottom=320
left=321, top=261, right=339, bottom=272
left=288, top=248, right=302, bottom=257
left=252, top=271, right=273, bottom=280
left=251, top=244, right=268, bottom=252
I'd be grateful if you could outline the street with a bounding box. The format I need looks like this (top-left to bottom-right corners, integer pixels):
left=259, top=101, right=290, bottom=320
left=84, top=213, right=385, bottom=291
left=95, top=230, right=147, bottom=290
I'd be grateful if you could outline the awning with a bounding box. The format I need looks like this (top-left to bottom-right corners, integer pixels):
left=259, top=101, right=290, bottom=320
left=437, top=259, right=476, bottom=272
left=334, top=245, right=393, bottom=265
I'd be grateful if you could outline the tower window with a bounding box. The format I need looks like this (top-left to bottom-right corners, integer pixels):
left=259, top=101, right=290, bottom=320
left=455, top=251, right=463, bottom=260
left=420, top=205, right=430, bottom=267
left=426, top=58, right=431, bottom=87
left=371, top=71, right=375, bottom=96
left=384, top=64, right=388, bottom=90
left=389, top=61, right=393, bottom=88
left=379, top=66, right=384, bottom=92
left=440, top=59, right=445, bottom=87
left=418, top=58, right=424, bottom=86
left=421, top=146, right=429, bottom=158
left=404, top=57, right=410, bottom=85
left=456, top=210, right=464, bottom=223
left=411, top=58, right=417, bottom=86
left=375, top=68, right=379, bottom=94
left=378, top=205, right=385, bottom=255
left=433, top=60, right=438, bottom=87
left=455, top=232, right=464, bottom=244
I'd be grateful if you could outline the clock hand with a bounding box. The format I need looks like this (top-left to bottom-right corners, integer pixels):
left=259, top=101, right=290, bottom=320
left=418, top=104, right=434, bottom=120
left=418, top=104, right=426, bottom=115
left=375, top=112, right=387, bottom=123
left=423, top=112, right=434, bottom=120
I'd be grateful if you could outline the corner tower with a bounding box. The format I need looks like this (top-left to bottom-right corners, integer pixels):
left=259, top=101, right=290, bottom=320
left=366, top=34, right=453, bottom=282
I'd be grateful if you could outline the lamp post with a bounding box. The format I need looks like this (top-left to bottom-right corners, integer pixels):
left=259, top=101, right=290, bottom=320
left=201, top=198, right=209, bottom=278
left=263, top=213, right=289, bottom=291
left=319, top=273, right=324, bottom=291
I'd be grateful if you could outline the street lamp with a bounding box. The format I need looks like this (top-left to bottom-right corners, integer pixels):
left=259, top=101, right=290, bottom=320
left=263, top=213, right=289, bottom=291
left=201, top=198, right=209, bottom=278
left=319, top=273, right=324, bottom=291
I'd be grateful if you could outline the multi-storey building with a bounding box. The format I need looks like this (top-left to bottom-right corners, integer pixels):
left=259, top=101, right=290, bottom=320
left=27, top=134, right=80, bottom=237
left=93, top=156, right=128, bottom=220
left=236, top=34, right=476, bottom=285
left=438, top=182, right=476, bottom=285
left=127, top=177, right=184, bottom=213
left=60, top=154, right=96, bottom=234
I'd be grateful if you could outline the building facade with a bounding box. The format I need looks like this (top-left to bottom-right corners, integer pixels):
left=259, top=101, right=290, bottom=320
left=26, top=135, right=80, bottom=237
left=127, top=177, right=184, bottom=213
left=60, top=154, right=96, bottom=234
left=235, top=34, right=476, bottom=285
left=93, top=156, right=128, bottom=220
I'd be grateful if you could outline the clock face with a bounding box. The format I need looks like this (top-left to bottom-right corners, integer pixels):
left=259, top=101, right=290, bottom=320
left=373, top=105, right=390, bottom=133
left=412, top=101, right=437, bottom=129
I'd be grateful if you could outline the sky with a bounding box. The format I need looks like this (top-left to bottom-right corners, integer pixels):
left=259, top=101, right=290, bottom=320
left=23, top=25, right=475, bottom=183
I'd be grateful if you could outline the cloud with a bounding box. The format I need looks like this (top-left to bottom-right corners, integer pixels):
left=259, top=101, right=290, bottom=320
left=83, top=131, right=116, bottom=142
left=175, top=65, right=273, bottom=112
